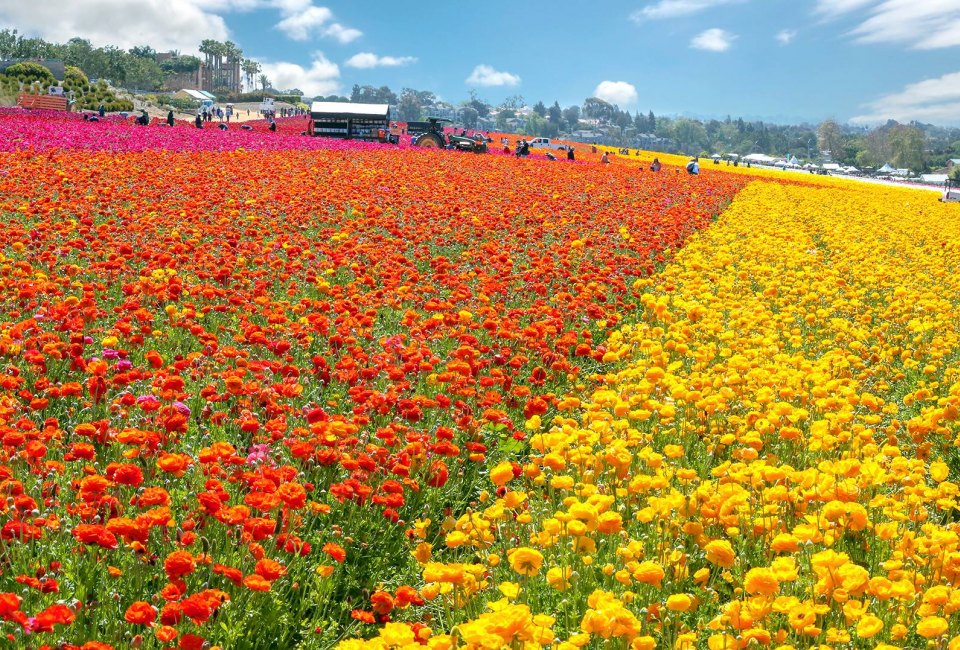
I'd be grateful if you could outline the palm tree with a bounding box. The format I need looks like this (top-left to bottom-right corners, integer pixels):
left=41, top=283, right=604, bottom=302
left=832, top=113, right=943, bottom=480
left=258, top=73, right=270, bottom=92
left=223, top=41, right=242, bottom=92
left=242, top=59, right=261, bottom=93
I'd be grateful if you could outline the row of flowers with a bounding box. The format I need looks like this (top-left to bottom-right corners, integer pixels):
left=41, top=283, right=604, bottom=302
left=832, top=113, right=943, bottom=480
left=0, top=112, right=747, bottom=648
left=337, top=179, right=960, bottom=648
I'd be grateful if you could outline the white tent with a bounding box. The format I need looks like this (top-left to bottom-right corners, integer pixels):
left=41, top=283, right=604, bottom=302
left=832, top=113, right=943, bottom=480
left=743, top=153, right=776, bottom=164
left=877, top=163, right=895, bottom=174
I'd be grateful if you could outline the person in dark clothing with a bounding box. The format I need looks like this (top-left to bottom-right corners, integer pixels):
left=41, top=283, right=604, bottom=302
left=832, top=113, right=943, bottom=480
left=195, top=114, right=203, bottom=128
left=269, top=119, right=277, bottom=132
left=567, top=147, right=575, bottom=161
left=98, top=103, right=106, bottom=118
left=167, top=110, right=175, bottom=127
left=219, top=123, right=228, bottom=131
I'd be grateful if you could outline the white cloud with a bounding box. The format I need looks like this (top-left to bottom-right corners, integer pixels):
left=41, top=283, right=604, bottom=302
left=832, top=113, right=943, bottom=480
left=345, top=52, right=417, bottom=69
left=630, top=0, right=746, bottom=21
left=594, top=81, right=638, bottom=106
left=0, top=0, right=230, bottom=52
left=776, top=29, right=797, bottom=45
left=275, top=5, right=333, bottom=40
left=815, top=0, right=960, bottom=49
left=0, top=0, right=362, bottom=52
left=690, top=28, right=736, bottom=51
left=465, top=65, right=520, bottom=87
left=273, top=7, right=361, bottom=43
left=851, top=70, right=960, bottom=126
left=323, top=23, right=362, bottom=44
left=258, top=52, right=340, bottom=96
left=813, top=0, right=876, bottom=18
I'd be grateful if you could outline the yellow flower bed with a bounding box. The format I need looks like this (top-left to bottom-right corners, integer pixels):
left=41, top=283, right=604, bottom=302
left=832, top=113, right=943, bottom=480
left=340, top=182, right=960, bottom=649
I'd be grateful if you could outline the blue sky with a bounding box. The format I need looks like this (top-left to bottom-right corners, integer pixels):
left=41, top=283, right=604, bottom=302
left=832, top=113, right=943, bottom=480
left=3, top=0, right=960, bottom=125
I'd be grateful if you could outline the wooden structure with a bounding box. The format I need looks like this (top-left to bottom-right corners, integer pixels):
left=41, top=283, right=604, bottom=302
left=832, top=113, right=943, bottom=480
left=17, top=93, right=68, bottom=111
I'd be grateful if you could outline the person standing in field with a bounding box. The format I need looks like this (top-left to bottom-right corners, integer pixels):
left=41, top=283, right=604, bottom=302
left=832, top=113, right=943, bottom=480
left=650, top=158, right=661, bottom=172
left=567, top=146, right=575, bottom=161
left=600, top=151, right=610, bottom=164
left=167, top=110, right=175, bottom=127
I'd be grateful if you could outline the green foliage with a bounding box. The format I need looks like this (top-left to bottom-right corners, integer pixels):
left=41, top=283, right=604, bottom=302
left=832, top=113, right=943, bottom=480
left=160, top=55, right=201, bottom=74
left=62, top=64, right=89, bottom=89
left=3, top=61, right=56, bottom=85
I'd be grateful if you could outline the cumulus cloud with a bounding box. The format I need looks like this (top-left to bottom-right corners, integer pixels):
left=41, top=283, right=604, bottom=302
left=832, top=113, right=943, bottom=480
left=345, top=53, right=417, bottom=69
left=850, top=70, right=960, bottom=126
left=274, top=6, right=332, bottom=40
left=273, top=6, right=361, bottom=42
left=0, top=0, right=362, bottom=51
left=691, top=28, right=736, bottom=51
left=465, top=65, right=520, bottom=87
left=594, top=81, right=638, bottom=106
left=0, top=0, right=230, bottom=52
left=776, top=29, right=797, bottom=45
left=630, top=0, right=747, bottom=21
left=814, top=0, right=960, bottom=49
left=322, top=23, right=362, bottom=44
left=258, top=52, right=340, bottom=96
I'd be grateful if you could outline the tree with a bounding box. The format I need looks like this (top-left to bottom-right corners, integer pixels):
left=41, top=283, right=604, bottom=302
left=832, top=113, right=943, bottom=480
left=532, top=100, right=546, bottom=117
left=648, top=111, right=656, bottom=132
left=633, top=112, right=648, bottom=132
left=548, top=101, right=562, bottom=126
left=500, top=94, right=524, bottom=111
left=562, top=105, right=580, bottom=127
left=122, top=54, right=163, bottom=90
left=466, top=90, right=490, bottom=117
left=672, top=118, right=708, bottom=154
left=817, top=119, right=844, bottom=161
left=128, top=45, right=156, bottom=59
left=461, top=107, right=479, bottom=128
left=583, top=97, right=614, bottom=121
left=351, top=84, right=398, bottom=105
left=258, top=73, right=270, bottom=91
left=397, top=87, right=424, bottom=121
left=887, top=125, right=926, bottom=172
left=242, top=59, right=261, bottom=92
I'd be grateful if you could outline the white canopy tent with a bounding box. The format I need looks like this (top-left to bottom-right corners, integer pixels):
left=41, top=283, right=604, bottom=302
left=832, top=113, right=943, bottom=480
left=743, top=153, right=777, bottom=164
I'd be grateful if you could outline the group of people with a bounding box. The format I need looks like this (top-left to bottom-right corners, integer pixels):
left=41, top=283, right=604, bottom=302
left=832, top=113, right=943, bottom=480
left=597, top=151, right=697, bottom=175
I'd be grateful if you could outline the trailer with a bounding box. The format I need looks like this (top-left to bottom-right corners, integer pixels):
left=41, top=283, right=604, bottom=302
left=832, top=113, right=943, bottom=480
left=309, top=101, right=397, bottom=143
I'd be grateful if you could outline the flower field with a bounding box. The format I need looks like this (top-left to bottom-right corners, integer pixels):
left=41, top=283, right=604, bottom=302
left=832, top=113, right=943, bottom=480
left=0, top=111, right=958, bottom=650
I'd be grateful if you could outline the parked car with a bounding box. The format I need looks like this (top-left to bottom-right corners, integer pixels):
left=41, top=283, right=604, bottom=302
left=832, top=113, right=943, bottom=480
left=527, top=137, right=566, bottom=150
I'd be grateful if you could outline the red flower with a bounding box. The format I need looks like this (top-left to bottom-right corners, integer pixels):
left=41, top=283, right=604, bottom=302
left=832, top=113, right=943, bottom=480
left=124, top=601, right=157, bottom=625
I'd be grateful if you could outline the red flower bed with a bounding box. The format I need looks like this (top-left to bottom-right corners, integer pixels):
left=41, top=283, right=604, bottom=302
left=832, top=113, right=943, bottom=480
left=0, top=115, right=746, bottom=647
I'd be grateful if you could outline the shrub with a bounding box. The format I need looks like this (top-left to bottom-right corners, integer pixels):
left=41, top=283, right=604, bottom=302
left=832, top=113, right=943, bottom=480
left=4, top=62, right=56, bottom=86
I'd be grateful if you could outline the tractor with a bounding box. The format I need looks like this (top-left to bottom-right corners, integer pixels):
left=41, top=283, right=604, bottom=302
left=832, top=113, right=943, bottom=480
left=941, top=177, right=960, bottom=203
left=413, top=117, right=488, bottom=153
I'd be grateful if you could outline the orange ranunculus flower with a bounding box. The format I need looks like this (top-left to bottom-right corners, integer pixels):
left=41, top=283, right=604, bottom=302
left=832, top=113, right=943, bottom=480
left=124, top=601, right=156, bottom=625
left=704, top=540, right=736, bottom=568
left=164, top=551, right=197, bottom=579
left=254, top=558, right=287, bottom=581
left=509, top=547, right=544, bottom=576
left=243, top=574, right=271, bottom=591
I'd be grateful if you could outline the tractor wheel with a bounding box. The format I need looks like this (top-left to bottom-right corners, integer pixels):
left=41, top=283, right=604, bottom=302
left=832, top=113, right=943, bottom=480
left=475, top=143, right=488, bottom=154
left=417, top=133, right=444, bottom=148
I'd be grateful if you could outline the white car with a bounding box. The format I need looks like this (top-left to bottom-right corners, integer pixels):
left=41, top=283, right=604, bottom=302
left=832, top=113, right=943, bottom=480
left=527, top=137, right=566, bottom=150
